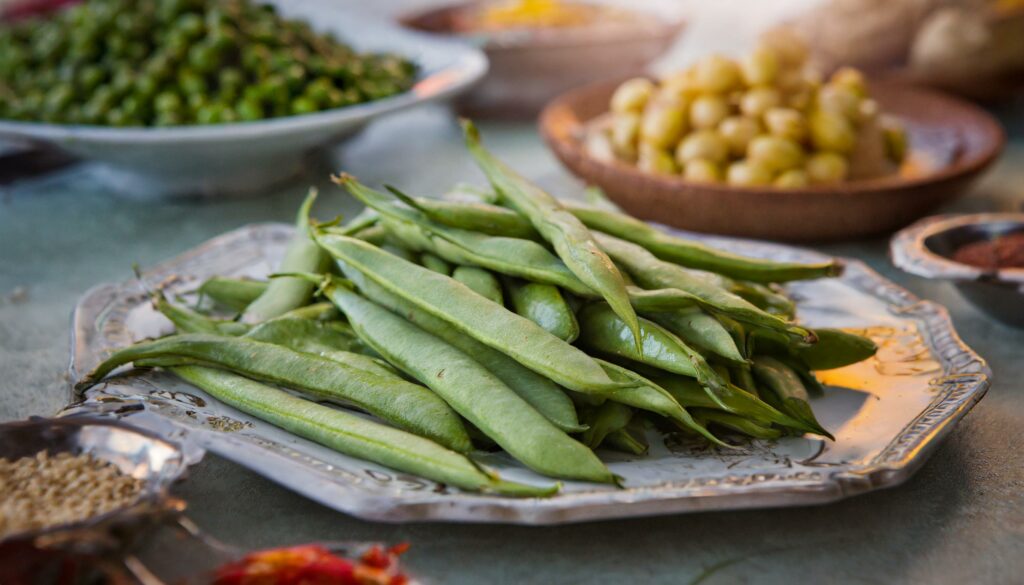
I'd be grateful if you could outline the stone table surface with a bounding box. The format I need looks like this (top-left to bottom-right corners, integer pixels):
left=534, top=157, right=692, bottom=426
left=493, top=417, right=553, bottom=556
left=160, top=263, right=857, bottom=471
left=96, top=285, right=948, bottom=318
left=2, top=105, right=1023, bottom=584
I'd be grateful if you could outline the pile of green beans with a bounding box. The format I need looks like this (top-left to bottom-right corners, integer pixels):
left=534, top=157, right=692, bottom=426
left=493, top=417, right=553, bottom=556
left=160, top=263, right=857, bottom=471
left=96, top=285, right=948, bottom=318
left=78, top=124, right=877, bottom=495
left=0, top=0, right=417, bottom=126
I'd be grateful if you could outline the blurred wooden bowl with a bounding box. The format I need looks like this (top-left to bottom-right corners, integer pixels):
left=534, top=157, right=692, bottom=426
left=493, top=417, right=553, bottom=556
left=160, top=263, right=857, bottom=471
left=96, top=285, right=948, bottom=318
left=400, top=3, right=683, bottom=120
left=540, top=80, right=1005, bottom=242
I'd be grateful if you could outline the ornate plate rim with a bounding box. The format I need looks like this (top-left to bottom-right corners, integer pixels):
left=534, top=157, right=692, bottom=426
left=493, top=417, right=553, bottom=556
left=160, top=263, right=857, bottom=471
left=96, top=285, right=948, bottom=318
left=66, top=223, right=991, bottom=525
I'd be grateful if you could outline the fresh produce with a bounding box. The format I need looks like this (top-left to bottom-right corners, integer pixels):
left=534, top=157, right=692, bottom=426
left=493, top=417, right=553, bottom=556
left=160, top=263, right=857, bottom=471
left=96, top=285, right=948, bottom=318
left=589, top=39, right=908, bottom=187
left=0, top=0, right=417, bottom=126
left=78, top=126, right=877, bottom=495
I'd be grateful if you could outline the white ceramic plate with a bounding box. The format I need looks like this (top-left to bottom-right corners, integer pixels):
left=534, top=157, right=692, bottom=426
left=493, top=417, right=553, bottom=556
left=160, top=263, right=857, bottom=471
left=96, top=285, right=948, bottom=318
left=0, top=0, right=487, bottom=197
left=67, top=223, right=989, bottom=524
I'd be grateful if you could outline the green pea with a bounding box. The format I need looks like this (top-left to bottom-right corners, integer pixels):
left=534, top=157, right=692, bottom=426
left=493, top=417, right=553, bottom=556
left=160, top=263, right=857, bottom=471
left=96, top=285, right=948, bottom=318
left=290, top=96, right=317, bottom=115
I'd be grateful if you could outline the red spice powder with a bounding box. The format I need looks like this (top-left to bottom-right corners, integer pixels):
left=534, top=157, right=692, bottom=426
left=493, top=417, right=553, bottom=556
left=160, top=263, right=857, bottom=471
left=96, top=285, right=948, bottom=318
left=951, top=232, right=1024, bottom=270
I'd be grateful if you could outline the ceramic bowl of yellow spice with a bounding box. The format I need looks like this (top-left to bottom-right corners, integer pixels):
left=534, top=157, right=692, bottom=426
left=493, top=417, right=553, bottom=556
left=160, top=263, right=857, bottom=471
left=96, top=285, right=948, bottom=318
left=401, top=0, right=683, bottom=119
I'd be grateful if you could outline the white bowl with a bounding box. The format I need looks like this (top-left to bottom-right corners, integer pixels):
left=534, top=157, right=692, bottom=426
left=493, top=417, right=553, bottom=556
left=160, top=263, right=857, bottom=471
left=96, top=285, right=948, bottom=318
left=0, top=0, right=487, bottom=197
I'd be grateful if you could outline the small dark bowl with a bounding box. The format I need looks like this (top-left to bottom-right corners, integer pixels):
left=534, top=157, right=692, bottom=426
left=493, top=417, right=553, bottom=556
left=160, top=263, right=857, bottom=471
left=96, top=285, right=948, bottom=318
left=891, top=213, right=1024, bottom=327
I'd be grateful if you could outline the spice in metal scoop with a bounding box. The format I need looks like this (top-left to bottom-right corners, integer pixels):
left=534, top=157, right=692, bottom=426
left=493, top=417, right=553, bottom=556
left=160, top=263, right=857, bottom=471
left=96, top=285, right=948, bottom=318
left=0, top=451, right=144, bottom=539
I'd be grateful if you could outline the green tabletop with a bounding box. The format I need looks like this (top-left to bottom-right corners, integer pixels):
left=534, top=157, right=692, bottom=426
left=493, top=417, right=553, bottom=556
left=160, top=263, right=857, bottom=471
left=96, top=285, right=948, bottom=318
left=1, top=106, right=1022, bottom=584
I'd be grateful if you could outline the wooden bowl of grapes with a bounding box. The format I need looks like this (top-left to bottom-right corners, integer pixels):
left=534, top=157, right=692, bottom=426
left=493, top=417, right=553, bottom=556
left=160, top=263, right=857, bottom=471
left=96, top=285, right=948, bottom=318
left=540, top=71, right=1005, bottom=242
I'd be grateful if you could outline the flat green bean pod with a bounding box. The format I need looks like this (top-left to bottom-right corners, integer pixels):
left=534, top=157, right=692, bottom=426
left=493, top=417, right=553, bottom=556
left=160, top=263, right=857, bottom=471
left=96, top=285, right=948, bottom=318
left=732, top=281, right=796, bottom=318
left=580, top=401, right=634, bottom=449
left=578, top=303, right=728, bottom=408
left=692, top=409, right=784, bottom=440
left=155, top=293, right=251, bottom=336
left=419, top=253, right=452, bottom=276
left=312, top=232, right=630, bottom=395
left=651, top=374, right=817, bottom=434
left=749, top=327, right=877, bottom=370
left=504, top=278, right=579, bottom=342
left=196, top=277, right=268, bottom=313
left=390, top=189, right=540, bottom=240
left=76, top=333, right=473, bottom=452
left=242, top=190, right=330, bottom=323
left=594, top=359, right=726, bottom=447
left=368, top=194, right=843, bottom=284
left=604, top=424, right=648, bottom=455
left=463, top=121, right=643, bottom=353
left=276, top=302, right=342, bottom=322
left=648, top=307, right=745, bottom=364
left=334, top=265, right=585, bottom=434
left=323, top=280, right=616, bottom=484
left=595, top=232, right=814, bottom=345
left=752, top=356, right=833, bottom=439
left=243, top=319, right=394, bottom=377
left=564, top=203, right=843, bottom=283
left=452, top=266, right=504, bottom=305
left=171, top=366, right=555, bottom=497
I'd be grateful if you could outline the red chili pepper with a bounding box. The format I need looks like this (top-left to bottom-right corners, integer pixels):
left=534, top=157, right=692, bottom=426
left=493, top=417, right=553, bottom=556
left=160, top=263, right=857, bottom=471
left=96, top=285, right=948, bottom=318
left=213, top=543, right=410, bottom=585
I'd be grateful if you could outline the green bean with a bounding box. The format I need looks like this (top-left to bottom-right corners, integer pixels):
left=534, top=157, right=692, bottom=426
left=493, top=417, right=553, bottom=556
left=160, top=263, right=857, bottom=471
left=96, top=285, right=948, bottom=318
left=381, top=243, right=416, bottom=263
left=580, top=401, right=634, bottom=449
left=312, top=232, right=629, bottom=395
left=577, top=303, right=728, bottom=408
left=452, top=266, right=504, bottom=305
left=341, top=177, right=594, bottom=295
left=242, top=190, right=329, bottom=323
left=503, top=278, right=579, bottom=342
left=196, top=276, right=267, bottom=312
left=351, top=224, right=387, bottom=246
left=245, top=317, right=359, bottom=350
left=732, top=281, right=796, bottom=318
left=605, top=425, right=648, bottom=455
left=791, top=328, right=876, bottom=370
left=749, top=327, right=876, bottom=370
left=170, top=366, right=554, bottom=497
left=367, top=193, right=843, bottom=283
left=389, top=189, right=540, bottom=240
left=650, top=374, right=816, bottom=434
left=564, top=203, right=843, bottom=283
left=594, top=232, right=814, bottom=345
left=76, top=333, right=473, bottom=452
left=647, top=307, right=745, bottom=364
left=336, top=207, right=380, bottom=236
left=751, top=356, right=833, bottom=439
left=334, top=261, right=585, bottom=433
left=342, top=179, right=746, bottom=331
left=462, top=122, right=643, bottom=353
left=692, top=409, right=783, bottom=440
left=322, top=278, right=616, bottom=484
left=154, top=293, right=251, bottom=336
left=243, top=318, right=392, bottom=377
left=277, top=302, right=341, bottom=322
left=442, top=182, right=499, bottom=204
left=729, top=365, right=759, bottom=395
left=594, top=359, right=726, bottom=447
left=419, top=253, right=452, bottom=276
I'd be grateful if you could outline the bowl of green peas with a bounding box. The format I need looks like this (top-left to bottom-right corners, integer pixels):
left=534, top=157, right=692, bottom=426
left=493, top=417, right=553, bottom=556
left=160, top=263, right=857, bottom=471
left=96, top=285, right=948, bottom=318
left=0, top=0, right=487, bottom=196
